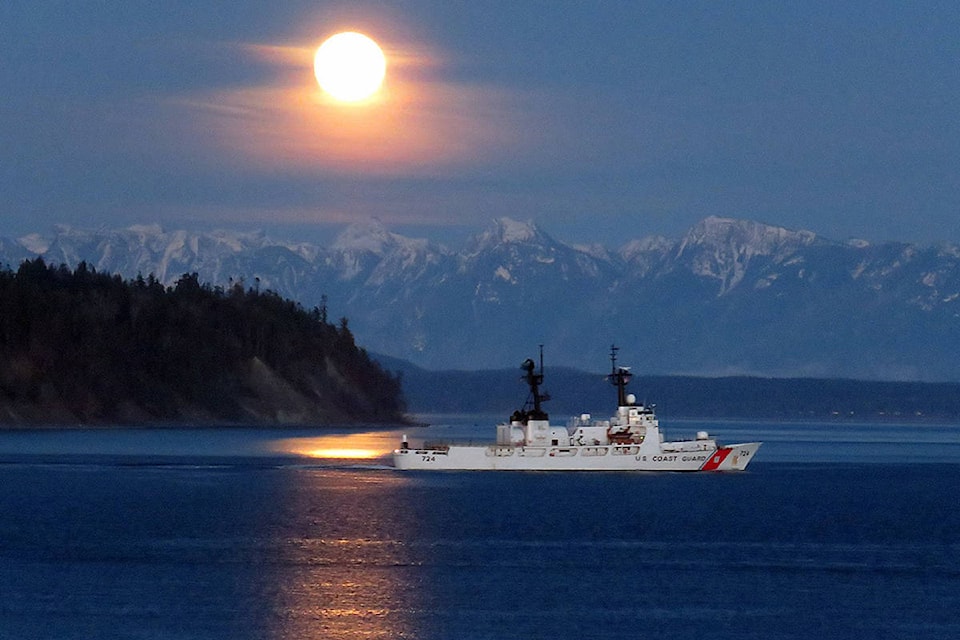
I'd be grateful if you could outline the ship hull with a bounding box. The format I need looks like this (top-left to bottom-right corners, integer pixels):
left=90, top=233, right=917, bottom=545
left=394, top=441, right=760, bottom=472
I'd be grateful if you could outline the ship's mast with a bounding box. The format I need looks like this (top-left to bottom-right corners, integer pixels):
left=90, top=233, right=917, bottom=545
left=608, top=344, right=633, bottom=407
left=520, top=345, right=550, bottom=420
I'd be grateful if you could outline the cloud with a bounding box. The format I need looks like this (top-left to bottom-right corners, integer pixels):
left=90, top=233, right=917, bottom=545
left=168, top=39, right=536, bottom=178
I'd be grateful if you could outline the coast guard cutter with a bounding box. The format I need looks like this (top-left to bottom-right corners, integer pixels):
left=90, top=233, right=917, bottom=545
left=394, top=346, right=761, bottom=471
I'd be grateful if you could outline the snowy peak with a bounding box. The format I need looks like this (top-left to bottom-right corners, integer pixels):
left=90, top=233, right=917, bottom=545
left=466, top=218, right=555, bottom=254
left=332, top=219, right=395, bottom=255
left=329, top=219, right=444, bottom=283
left=675, top=216, right=822, bottom=292
left=493, top=217, right=539, bottom=243
left=678, top=216, right=818, bottom=256
left=620, top=235, right=675, bottom=263
left=331, top=219, right=438, bottom=261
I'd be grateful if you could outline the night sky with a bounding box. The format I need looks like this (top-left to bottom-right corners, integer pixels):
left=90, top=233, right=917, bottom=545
left=3, top=1, right=959, bottom=247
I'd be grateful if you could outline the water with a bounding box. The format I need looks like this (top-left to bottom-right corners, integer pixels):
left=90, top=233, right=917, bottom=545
left=1, top=419, right=959, bottom=639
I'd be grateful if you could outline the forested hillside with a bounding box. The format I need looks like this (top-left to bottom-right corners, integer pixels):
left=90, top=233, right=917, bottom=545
left=0, top=258, right=406, bottom=426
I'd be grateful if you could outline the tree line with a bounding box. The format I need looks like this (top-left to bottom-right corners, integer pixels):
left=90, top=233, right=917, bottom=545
left=0, top=258, right=406, bottom=425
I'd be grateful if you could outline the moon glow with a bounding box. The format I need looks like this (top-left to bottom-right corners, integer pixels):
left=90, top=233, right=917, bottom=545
left=314, top=32, right=386, bottom=102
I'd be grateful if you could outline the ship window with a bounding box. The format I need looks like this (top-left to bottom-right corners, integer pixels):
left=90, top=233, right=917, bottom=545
left=551, top=439, right=559, bottom=446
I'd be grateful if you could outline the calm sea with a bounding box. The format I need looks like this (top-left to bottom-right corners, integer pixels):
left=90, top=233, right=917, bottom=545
left=1, top=417, right=958, bottom=639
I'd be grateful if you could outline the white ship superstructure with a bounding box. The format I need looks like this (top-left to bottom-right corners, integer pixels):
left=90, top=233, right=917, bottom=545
left=394, top=347, right=760, bottom=471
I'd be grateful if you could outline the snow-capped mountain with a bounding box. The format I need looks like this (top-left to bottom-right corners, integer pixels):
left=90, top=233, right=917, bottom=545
left=2, top=216, right=959, bottom=380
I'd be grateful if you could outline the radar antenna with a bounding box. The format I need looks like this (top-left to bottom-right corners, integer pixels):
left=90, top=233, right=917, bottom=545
left=607, top=344, right=633, bottom=407
left=516, top=345, right=550, bottom=421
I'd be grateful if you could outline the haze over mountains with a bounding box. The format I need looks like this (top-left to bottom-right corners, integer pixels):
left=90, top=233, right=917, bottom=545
left=2, top=217, right=958, bottom=381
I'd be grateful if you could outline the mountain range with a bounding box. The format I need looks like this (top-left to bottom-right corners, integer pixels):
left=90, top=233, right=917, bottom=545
left=2, top=217, right=958, bottom=381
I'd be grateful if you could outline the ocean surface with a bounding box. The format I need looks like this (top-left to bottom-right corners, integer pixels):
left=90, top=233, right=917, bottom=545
left=1, top=417, right=959, bottom=639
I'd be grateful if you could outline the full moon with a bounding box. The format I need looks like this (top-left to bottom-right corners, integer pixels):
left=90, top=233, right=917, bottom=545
left=314, top=32, right=386, bottom=102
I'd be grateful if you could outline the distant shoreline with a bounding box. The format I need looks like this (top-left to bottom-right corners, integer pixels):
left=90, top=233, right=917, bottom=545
left=397, top=366, right=960, bottom=424
left=0, top=417, right=416, bottom=431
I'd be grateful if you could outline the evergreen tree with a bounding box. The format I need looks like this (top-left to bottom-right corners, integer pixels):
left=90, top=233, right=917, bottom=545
left=0, top=261, right=406, bottom=425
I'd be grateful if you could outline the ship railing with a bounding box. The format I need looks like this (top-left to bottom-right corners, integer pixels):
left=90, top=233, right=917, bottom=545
left=566, top=416, right=611, bottom=429
left=661, top=441, right=714, bottom=453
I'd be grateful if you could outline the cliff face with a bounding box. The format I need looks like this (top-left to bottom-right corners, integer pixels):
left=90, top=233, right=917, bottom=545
left=0, top=259, right=406, bottom=426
